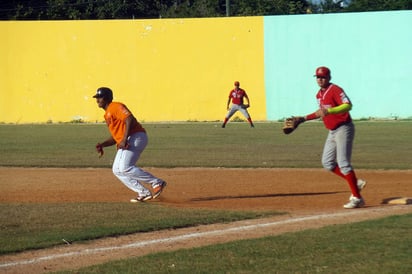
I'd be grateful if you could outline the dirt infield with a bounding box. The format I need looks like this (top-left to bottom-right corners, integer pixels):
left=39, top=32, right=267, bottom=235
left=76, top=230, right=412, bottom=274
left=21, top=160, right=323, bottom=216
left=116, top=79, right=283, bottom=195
left=1, top=167, right=412, bottom=273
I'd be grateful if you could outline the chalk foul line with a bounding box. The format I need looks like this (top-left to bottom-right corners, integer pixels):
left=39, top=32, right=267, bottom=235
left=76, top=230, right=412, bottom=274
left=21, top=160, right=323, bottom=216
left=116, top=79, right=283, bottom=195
left=1, top=205, right=409, bottom=268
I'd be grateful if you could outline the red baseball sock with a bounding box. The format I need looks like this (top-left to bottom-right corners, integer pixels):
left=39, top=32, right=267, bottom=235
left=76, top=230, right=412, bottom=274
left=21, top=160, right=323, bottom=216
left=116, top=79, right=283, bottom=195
left=344, top=170, right=361, bottom=198
left=332, top=166, right=345, bottom=179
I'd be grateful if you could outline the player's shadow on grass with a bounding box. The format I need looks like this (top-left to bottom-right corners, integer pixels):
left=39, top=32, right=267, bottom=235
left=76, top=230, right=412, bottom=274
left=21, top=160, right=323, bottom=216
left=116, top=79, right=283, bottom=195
left=190, top=191, right=345, bottom=202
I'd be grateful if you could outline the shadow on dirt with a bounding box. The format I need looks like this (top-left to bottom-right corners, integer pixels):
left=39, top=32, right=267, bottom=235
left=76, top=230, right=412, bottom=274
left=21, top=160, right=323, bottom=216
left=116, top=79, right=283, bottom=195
left=191, top=191, right=345, bottom=202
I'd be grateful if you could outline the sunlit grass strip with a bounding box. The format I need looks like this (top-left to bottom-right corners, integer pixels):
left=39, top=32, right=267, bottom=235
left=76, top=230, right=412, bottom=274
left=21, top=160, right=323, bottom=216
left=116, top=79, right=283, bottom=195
left=58, top=213, right=412, bottom=274
left=0, top=203, right=280, bottom=254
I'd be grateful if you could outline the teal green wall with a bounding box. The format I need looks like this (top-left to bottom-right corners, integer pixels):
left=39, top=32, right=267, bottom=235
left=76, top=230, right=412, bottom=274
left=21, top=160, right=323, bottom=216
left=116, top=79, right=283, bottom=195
left=264, top=11, right=412, bottom=120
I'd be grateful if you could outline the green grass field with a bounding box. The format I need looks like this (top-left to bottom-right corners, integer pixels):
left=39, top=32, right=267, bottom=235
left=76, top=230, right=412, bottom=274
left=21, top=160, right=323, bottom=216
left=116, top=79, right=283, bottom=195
left=58, top=213, right=412, bottom=274
left=0, top=121, right=411, bottom=169
left=1, top=121, right=411, bottom=273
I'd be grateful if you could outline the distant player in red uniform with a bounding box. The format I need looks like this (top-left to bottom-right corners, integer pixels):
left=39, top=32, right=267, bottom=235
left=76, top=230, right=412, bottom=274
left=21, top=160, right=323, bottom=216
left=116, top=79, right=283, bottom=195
left=304, top=67, right=366, bottom=208
left=93, top=87, right=166, bottom=202
left=222, top=81, right=254, bottom=128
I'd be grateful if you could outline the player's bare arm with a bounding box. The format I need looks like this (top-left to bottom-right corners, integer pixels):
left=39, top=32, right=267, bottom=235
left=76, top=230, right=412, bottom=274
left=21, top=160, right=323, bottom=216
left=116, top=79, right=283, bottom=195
left=95, top=137, right=116, bottom=158
left=316, top=108, right=328, bottom=117
left=98, top=137, right=116, bottom=148
left=118, top=115, right=134, bottom=149
left=245, top=96, right=250, bottom=107
left=313, top=103, right=352, bottom=118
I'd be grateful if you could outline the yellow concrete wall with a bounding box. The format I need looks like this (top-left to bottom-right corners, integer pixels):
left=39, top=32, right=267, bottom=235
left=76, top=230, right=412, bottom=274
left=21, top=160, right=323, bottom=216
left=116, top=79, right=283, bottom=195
left=0, top=18, right=265, bottom=123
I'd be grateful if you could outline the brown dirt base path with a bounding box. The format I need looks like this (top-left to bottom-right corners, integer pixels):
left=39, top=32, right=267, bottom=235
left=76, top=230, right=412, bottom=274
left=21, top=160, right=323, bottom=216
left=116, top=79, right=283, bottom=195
left=1, top=167, right=412, bottom=273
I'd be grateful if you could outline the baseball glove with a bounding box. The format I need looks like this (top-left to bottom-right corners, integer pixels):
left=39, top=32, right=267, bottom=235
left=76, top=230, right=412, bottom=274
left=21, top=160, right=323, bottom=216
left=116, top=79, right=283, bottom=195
left=282, top=116, right=305, bottom=134
left=241, top=104, right=250, bottom=109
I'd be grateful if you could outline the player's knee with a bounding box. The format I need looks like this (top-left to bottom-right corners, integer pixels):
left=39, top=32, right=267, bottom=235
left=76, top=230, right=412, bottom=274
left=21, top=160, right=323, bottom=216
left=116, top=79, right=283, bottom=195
left=112, top=169, right=122, bottom=178
left=339, top=166, right=352, bottom=175
left=113, top=166, right=133, bottom=177
left=322, top=161, right=335, bottom=171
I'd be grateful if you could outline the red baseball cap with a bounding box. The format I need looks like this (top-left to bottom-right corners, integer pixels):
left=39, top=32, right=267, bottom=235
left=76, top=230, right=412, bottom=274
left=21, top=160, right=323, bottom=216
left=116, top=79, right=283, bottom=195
left=314, top=66, right=331, bottom=78
left=234, top=81, right=240, bottom=86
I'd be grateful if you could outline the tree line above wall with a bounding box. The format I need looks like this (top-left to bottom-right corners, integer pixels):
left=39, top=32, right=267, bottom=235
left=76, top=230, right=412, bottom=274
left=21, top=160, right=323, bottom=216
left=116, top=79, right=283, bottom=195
left=1, top=0, right=411, bottom=20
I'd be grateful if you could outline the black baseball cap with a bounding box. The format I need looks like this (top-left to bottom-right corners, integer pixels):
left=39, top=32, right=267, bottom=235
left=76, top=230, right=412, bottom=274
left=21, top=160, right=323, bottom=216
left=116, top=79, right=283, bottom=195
left=93, top=87, right=113, bottom=99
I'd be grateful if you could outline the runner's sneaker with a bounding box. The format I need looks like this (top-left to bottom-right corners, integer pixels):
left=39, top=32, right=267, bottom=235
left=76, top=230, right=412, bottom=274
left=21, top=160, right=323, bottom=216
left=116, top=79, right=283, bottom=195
left=130, top=194, right=152, bottom=203
left=343, top=197, right=365, bottom=209
left=350, top=179, right=367, bottom=199
left=357, top=179, right=367, bottom=191
left=153, top=181, right=167, bottom=199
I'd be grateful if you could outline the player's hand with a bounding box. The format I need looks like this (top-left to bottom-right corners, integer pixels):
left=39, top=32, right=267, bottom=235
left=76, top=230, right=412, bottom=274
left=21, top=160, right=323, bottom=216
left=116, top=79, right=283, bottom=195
left=316, top=108, right=328, bottom=117
left=96, top=143, right=104, bottom=158
left=117, top=140, right=129, bottom=150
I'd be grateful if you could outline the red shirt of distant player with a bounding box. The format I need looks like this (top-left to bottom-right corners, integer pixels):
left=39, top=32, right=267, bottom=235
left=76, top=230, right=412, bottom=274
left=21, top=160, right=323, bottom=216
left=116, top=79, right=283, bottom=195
left=317, top=84, right=352, bottom=130
left=228, top=88, right=248, bottom=105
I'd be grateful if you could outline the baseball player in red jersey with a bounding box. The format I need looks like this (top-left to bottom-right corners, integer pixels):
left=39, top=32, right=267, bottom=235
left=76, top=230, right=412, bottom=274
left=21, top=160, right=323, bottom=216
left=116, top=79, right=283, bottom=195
left=93, top=87, right=166, bottom=202
left=221, top=81, right=255, bottom=128
left=303, top=67, right=366, bottom=208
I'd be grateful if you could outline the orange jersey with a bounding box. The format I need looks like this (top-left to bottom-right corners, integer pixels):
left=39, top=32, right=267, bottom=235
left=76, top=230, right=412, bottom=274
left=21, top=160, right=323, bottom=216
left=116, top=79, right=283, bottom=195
left=104, top=102, right=145, bottom=144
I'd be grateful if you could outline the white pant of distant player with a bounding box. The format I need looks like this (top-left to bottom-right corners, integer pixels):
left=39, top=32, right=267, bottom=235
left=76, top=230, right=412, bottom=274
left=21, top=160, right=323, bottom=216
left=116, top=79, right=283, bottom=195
left=112, top=131, right=162, bottom=196
left=225, top=104, right=250, bottom=119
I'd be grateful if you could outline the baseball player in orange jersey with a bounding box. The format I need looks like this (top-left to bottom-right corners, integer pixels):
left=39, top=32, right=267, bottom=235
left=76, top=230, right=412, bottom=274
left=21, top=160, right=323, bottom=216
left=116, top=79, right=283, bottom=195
left=303, top=67, right=366, bottom=208
left=93, top=87, right=166, bottom=202
left=222, top=81, right=255, bottom=128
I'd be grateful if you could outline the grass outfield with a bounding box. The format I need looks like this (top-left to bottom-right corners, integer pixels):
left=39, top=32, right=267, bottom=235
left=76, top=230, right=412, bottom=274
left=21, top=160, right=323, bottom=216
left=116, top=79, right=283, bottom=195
left=0, top=121, right=411, bottom=169
left=1, top=121, right=411, bottom=272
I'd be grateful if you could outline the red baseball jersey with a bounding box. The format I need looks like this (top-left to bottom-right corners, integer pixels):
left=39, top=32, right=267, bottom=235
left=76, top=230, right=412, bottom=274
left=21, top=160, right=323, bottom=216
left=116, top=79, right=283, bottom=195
left=229, top=88, right=248, bottom=105
left=316, top=84, right=352, bottom=130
